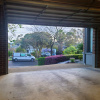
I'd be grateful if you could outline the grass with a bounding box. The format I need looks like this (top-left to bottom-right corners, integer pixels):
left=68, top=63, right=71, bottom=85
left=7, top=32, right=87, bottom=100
left=8, top=57, right=12, bottom=61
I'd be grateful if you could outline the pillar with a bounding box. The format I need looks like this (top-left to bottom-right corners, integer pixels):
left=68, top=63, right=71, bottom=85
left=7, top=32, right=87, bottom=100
left=0, top=3, right=8, bottom=75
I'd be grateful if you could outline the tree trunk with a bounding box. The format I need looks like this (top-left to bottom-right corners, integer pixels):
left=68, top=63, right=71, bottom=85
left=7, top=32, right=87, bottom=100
left=50, top=43, right=54, bottom=56
left=58, top=43, right=63, bottom=54
left=51, top=45, right=53, bottom=56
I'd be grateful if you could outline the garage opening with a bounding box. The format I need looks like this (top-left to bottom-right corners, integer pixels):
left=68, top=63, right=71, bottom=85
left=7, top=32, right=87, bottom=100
left=8, top=24, right=86, bottom=73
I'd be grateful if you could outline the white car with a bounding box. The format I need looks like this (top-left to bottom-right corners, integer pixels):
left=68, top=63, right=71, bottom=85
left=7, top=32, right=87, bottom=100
left=12, top=53, right=35, bottom=61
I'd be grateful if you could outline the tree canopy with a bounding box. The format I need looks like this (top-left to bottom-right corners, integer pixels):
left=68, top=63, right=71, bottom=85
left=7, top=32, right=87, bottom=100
left=21, top=32, right=51, bottom=57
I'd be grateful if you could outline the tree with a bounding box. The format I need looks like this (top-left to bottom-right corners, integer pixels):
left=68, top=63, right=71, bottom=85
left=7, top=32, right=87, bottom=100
left=55, top=29, right=66, bottom=54
left=77, top=43, right=83, bottom=50
left=8, top=24, right=23, bottom=42
left=26, top=25, right=65, bottom=56
left=65, top=28, right=83, bottom=47
left=16, top=46, right=26, bottom=53
left=63, top=46, right=77, bottom=54
left=76, top=43, right=83, bottom=54
left=21, top=32, right=51, bottom=58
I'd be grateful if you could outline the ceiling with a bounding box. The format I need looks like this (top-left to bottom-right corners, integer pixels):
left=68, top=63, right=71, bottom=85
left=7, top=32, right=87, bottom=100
left=2, top=0, right=100, bottom=27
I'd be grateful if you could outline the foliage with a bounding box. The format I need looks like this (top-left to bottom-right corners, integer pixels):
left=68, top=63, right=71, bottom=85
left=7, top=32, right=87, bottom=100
left=76, top=43, right=83, bottom=54
left=45, top=55, right=67, bottom=65
left=78, top=55, right=83, bottom=61
left=77, top=43, right=83, bottom=50
left=8, top=43, right=10, bottom=49
left=63, top=46, right=77, bottom=54
left=31, top=51, right=38, bottom=58
left=21, top=32, right=51, bottom=58
left=65, top=28, right=83, bottom=47
left=38, top=57, right=45, bottom=65
left=38, top=54, right=83, bottom=65
left=8, top=24, right=23, bottom=42
left=8, top=51, right=13, bottom=57
left=16, top=46, right=26, bottom=53
left=55, top=29, right=66, bottom=44
left=55, top=29, right=66, bottom=54
left=70, top=58, right=75, bottom=63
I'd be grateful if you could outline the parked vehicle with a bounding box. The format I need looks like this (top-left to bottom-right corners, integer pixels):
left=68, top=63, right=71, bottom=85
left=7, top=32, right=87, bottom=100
left=12, top=53, right=35, bottom=61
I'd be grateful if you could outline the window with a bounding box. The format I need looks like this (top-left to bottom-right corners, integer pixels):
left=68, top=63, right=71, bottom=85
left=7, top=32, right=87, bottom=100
left=90, top=28, right=93, bottom=52
left=87, top=28, right=93, bottom=53
left=20, top=53, right=26, bottom=57
left=27, top=54, right=31, bottom=56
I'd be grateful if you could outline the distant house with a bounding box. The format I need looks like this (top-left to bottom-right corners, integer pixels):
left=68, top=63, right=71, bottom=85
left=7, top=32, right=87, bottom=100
left=8, top=42, right=20, bottom=49
left=26, top=45, right=35, bottom=53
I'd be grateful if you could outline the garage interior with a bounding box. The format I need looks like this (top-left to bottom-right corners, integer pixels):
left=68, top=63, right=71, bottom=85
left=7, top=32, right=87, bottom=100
left=1, top=0, right=100, bottom=100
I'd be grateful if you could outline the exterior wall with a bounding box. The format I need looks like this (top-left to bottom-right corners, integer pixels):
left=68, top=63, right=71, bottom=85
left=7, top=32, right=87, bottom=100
left=95, top=28, right=100, bottom=68
left=0, top=5, right=8, bottom=75
left=83, top=28, right=95, bottom=67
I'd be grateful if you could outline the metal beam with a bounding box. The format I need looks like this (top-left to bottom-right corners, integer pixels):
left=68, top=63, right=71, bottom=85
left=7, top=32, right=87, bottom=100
left=7, top=19, right=100, bottom=28
left=6, top=10, right=100, bottom=20
left=5, top=0, right=100, bottom=12
left=5, top=2, right=100, bottom=15
left=35, top=5, right=48, bottom=21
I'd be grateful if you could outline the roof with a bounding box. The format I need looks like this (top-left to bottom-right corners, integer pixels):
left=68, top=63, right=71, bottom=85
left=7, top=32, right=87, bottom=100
left=1, top=0, right=100, bottom=27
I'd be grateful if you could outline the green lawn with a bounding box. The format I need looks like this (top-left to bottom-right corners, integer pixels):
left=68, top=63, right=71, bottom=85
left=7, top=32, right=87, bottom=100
left=8, top=57, right=12, bottom=61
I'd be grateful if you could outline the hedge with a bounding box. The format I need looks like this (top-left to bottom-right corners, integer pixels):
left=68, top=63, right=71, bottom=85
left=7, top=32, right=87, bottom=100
left=38, top=57, right=45, bottom=65
left=38, top=54, right=83, bottom=65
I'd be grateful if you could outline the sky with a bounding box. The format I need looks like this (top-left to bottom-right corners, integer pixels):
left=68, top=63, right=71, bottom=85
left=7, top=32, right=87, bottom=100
left=8, top=24, right=83, bottom=41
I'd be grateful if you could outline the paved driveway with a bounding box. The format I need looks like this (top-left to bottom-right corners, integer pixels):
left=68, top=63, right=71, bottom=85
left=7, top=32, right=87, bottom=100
left=8, top=60, right=38, bottom=68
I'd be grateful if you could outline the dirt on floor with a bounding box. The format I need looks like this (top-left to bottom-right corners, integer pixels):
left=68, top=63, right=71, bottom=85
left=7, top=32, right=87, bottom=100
left=9, top=63, right=91, bottom=73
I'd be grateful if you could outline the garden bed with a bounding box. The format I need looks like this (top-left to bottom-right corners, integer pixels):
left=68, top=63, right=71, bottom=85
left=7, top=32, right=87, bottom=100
left=38, top=54, right=83, bottom=65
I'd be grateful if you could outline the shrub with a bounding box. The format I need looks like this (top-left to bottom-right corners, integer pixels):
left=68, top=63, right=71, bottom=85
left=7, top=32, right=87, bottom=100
left=16, top=46, right=26, bottom=52
left=65, top=54, right=83, bottom=60
left=63, top=46, right=77, bottom=54
left=38, top=54, right=83, bottom=65
left=38, top=57, right=45, bottom=65
left=8, top=51, right=13, bottom=57
left=31, top=51, right=37, bottom=58
left=78, top=55, right=83, bottom=61
left=77, top=43, right=83, bottom=54
left=45, top=55, right=67, bottom=65
left=77, top=43, right=83, bottom=51
left=70, top=58, right=75, bottom=63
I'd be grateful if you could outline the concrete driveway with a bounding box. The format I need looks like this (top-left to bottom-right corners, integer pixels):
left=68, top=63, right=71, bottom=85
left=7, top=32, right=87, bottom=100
left=8, top=60, right=38, bottom=68
left=9, top=63, right=91, bottom=73
left=1, top=65, right=100, bottom=100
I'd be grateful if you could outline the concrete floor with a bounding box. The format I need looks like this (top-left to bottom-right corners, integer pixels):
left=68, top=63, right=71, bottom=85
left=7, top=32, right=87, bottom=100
left=1, top=66, right=100, bottom=100
left=9, top=63, right=90, bottom=73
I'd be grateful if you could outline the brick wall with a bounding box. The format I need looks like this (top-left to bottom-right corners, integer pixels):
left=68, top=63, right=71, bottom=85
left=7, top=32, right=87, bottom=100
left=83, top=29, right=85, bottom=52
left=0, top=5, right=8, bottom=75
left=93, top=28, right=96, bottom=54
left=95, top=28, right=100, bottom=68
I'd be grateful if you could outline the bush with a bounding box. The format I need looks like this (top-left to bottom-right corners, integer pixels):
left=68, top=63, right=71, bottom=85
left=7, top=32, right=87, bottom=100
left=65, top=54, right=83, bottom=60
left=8, top=51, right=13, bottom=57
left=45, top=55, right=67, bottom=65
left=38, top=57, right=45, bottom=65
left=70, top=58, right=75, bottom=63
left=78, top=55, right=83, bottom=61
left=77, top=43, right=83, bottom=54
left=38, top=54, right=83, bottom=65
left=16, top=46, right=26, bottom=53
left=31, top=51, right=37, bottom=58
left=77, top=43, right=83, bottom=51
left=63, top=46, right=77, bottom=54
